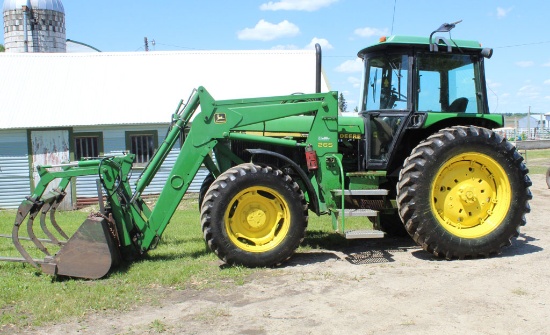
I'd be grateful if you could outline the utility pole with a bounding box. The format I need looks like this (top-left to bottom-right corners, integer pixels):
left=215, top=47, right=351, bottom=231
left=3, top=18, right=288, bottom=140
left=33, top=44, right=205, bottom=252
left=144, top=37, right=149, bottom=52
left=527, top=106, right=531, bottom=140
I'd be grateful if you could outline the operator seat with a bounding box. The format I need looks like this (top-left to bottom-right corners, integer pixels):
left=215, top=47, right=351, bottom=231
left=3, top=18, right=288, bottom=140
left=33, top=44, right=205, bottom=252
left=447, top=97, right=468, bottom=113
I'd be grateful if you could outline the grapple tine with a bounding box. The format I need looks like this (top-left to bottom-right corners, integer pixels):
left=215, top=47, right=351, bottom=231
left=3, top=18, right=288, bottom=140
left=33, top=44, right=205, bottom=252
left=26, top=203, right=51, bottom=256
left=48, top=192, right=70, bottom=240
left=12, top=200, right=42, bottom=269
left=39, top=201, right=64, bottom=246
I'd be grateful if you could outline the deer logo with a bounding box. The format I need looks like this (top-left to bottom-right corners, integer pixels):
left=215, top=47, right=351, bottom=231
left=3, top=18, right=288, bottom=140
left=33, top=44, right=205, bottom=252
left=214, top=113, right=227, bottom=124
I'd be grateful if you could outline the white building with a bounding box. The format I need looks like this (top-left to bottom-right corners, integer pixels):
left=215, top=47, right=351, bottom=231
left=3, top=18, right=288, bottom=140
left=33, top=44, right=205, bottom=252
left=0, top=50, right=330, bottom=209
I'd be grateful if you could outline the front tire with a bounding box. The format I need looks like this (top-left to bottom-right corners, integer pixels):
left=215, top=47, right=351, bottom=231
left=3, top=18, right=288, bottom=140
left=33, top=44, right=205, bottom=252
left=198, top=173, right=215, bottom=210
left=201, top=163, right=308, bottom=267
left=396, top=126, right=531, bottom=259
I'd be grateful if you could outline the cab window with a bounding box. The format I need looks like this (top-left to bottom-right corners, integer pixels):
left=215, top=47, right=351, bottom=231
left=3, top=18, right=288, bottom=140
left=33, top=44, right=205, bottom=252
left=416, top=53, right=479, bottom=113
left=365, top=54, right=409, bottom=111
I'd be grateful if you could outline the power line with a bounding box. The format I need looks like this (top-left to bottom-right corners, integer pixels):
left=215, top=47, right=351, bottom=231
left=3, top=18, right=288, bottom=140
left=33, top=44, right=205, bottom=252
left=494, top=40, right=550, bottom=49
left=154, top=42, right=202, bottom=50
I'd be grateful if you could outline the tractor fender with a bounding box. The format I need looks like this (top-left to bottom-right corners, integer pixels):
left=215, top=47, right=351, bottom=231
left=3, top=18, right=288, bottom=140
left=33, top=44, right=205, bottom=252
left=245, top=148, right=320, bottom=216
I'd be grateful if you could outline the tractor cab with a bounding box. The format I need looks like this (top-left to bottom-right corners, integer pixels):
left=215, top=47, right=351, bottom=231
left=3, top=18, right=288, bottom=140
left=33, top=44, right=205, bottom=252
left=357, top=23, right=494, bottom=169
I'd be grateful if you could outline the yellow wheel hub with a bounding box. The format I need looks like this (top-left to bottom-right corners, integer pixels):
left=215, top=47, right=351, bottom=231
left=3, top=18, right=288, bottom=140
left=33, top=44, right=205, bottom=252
left=430, top=152, right=511, bottom=238
left=224, top=186, right=291, bottom=252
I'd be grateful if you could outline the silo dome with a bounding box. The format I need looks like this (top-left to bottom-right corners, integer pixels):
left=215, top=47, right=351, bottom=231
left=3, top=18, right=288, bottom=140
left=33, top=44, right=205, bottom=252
left=3, top=0, right=31, bottom=12
left=3, top=0, right=66, bottom=52
left=30, top=0, right=64, bottom=13
left=3, top=0, right=64, bottom=12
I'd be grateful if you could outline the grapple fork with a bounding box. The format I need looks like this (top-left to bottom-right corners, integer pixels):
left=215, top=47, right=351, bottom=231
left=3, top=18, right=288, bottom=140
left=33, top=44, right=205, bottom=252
left=1, top=189, right=119, bottom=279
left=0, top=161, right=122, bottom=279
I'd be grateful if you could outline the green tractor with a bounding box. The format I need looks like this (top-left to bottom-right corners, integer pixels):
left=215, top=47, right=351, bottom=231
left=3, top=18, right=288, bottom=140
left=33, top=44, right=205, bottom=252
left=1, top=23, right=531, bottom=278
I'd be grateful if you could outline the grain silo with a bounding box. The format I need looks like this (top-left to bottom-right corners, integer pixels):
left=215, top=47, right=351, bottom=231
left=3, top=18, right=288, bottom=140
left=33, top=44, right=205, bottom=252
left=3, top=0, right=66, bottom=52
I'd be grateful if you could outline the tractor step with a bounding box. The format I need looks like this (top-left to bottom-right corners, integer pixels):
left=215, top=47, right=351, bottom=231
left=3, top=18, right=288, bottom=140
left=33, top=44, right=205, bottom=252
left=335, top=208, right=378, bottom=217
left=345, top=230, right=385, bottom=239
left=331, top=189, right=389, bottom=196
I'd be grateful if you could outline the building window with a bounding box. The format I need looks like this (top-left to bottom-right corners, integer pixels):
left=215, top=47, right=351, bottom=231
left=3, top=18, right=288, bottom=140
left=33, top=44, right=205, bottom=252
left=125, top=131, right=158, bottom=166
left=74, top=133, right=103, bottom=160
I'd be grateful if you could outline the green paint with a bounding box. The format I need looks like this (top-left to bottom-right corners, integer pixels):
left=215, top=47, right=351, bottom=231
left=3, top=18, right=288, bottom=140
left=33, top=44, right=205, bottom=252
left=423, top=113, right=504, bottom=128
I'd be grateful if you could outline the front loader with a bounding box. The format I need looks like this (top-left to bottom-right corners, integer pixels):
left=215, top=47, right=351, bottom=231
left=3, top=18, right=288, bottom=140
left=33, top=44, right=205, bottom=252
left=0, top=23, right=532, bottom=279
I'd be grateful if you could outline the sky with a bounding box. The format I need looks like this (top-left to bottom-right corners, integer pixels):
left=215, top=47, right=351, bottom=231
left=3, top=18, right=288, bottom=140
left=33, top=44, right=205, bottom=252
left=2, top=0, right=550, bottom=115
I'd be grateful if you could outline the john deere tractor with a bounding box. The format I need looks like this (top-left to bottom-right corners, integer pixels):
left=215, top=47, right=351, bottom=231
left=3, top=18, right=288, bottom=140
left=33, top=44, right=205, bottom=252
left=1, top=23, right=531, bottom=278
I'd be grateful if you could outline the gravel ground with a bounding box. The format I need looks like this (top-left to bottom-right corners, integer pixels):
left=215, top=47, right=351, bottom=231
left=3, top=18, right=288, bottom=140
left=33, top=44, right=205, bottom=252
left=21, top=174, right=550, bottom=335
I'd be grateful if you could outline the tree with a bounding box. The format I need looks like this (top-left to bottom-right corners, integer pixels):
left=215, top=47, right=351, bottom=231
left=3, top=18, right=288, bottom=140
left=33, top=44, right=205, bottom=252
left=338, top=92, right=348, bottom=113
left=0, top=44, right=5, bottom=52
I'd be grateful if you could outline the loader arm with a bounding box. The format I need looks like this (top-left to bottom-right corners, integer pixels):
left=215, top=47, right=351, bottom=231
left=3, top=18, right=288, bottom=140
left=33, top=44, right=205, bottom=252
left=2, top=86, right=340, bottom=278
left=135, top=87, right=340, bottom=251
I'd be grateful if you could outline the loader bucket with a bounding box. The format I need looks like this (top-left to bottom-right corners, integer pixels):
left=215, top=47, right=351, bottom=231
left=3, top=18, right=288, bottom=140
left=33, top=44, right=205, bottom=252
left=1, top=192, right=121, bottom=279
left=40, top=215, right=121, bottom=279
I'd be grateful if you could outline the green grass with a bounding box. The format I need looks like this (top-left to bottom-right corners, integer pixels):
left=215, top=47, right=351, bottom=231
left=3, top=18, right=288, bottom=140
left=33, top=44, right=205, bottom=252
left=0, top=197, right=259, bottom=329
left=521, top=148, right=550, bottom=175
left=0, top=196, right=345, bottom=330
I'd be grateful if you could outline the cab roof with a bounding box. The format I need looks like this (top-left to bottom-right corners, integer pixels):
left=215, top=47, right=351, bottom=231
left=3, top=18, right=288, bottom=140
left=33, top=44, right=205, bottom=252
left=357, top=35, right=484, bottom=57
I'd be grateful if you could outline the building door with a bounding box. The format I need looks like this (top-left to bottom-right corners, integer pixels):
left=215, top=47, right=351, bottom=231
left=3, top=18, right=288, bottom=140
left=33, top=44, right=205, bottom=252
left=30, top=130, right=73, bottom=210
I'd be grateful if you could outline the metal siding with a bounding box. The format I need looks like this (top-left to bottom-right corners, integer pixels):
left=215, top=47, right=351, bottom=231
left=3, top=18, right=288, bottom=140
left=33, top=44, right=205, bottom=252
left=75, top=175, right=101, bottom=198
left=129, top=151, right=208, bottom=195
left=189, top=167, right=209, bottom=193
left=0, top=125, right=209, bottom=209
left=0, top=131, right=30, bottom=209
left=73, top=125, right=207, bottom=202
left=74, top=152, right=208, bottom=198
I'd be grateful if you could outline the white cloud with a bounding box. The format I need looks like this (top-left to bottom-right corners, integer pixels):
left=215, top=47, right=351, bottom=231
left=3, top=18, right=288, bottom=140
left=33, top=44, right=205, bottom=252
left=237, top=20, right=299, bottom=41
left=305, top=37, right=333, bottom=50
left=543, top=61, right=550, bottom=67
left=496, top=7, right=512, bottom=18
left=272, top=38, right=332, bottom=50
left=516, top=61, right=534, bottom=68
left=354, top=27, right=389, bottom=38
left=517, top=84, right=540, bottom=99
left=335, top=58, right=363, bottom=73
left=544, top=79, right=550, bottom=85
left=260, top=0, right=338, bottom=11
left=347, top=76, right=361, bottom=88
left=271, top=44, right=299, bottom=50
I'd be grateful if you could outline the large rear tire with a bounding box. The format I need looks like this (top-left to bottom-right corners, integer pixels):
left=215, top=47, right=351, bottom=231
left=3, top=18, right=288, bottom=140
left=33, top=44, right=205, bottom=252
left=200, top=163, right=308, bottom=267
left=396, top=126, right=531, bottom=259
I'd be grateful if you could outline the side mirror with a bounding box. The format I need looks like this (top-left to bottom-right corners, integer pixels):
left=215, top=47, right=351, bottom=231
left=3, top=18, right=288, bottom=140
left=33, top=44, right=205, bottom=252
left=481, top=48, right=493, bottom=59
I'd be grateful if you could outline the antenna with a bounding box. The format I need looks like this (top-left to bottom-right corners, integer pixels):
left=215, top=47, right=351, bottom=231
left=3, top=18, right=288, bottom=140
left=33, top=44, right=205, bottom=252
left=144, top=37, right=149, bottom=52
left=391, top=0, right=397, bottom=35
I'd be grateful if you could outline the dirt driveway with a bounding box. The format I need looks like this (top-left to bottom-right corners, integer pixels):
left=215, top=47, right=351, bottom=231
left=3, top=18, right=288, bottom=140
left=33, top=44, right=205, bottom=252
left=29, top=175, right=549, bottom=335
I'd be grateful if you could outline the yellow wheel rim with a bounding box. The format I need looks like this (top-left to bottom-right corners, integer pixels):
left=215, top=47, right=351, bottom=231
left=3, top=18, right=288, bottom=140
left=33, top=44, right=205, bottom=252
left=224, top=186, right=291, bottom=253
left=430, top=152, right=511, bottom=238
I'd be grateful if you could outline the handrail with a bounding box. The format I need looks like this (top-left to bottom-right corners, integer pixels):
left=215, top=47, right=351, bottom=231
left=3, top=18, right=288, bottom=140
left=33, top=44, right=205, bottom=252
left=329, top=154, right=346, bottom=232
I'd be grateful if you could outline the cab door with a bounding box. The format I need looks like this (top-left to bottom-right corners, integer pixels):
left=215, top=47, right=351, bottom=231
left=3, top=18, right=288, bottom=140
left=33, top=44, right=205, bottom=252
left=362, top=53, right=411, bottom=170
left=365, top=111, right=409, bottom=170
